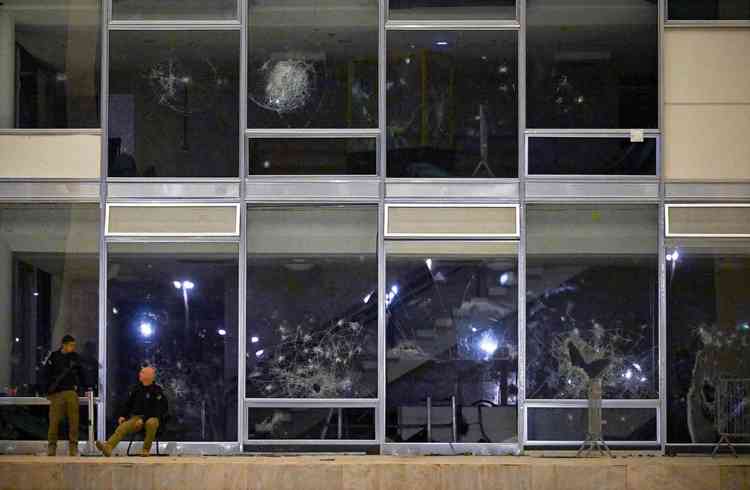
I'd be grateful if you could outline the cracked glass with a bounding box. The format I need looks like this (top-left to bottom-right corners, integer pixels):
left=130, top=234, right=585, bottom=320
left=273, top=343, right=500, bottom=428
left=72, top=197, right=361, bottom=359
left=246, top=206, right=378, bottom=399
left=387, top=30, right=518, bottom=178
left=247, top=0, right=378, bottom=129
left=667, top=242, right=750, bottom=443
left=525, top=205, right=659, bottom=400
left=108, top=30, right=240, bottom=178
left=385, top=243, right=519, bottom=443
left=107, top=243, right=239, bottom=442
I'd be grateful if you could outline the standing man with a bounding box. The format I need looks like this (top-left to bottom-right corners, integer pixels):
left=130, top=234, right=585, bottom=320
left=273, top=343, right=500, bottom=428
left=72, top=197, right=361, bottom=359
left=96, top=366, right=168, bottom=457
left=44, top=334, right=83, bottom=456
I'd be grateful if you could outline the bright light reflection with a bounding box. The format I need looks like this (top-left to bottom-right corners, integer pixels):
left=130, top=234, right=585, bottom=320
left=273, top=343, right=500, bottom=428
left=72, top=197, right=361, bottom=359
left=139, top=322, right=154, bottom=338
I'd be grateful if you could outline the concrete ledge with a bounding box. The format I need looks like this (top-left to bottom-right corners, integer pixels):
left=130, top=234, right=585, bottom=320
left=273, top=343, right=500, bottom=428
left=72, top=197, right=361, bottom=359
left=1, top=455, right=749, bottom=490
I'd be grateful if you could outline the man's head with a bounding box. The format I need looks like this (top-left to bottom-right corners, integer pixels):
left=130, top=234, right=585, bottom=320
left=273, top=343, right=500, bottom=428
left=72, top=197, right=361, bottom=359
left=138, top=366, right=156, bottom=386
left=61, top=335, right=76, bottom=354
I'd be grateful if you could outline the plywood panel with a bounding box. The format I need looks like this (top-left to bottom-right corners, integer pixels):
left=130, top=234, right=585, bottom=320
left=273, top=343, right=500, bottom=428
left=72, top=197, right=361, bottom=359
left=0, top=135, right=100, bottom=179
left=665, top=29, right=750, bottom=104
left=664, top=105, right=750, bottom=181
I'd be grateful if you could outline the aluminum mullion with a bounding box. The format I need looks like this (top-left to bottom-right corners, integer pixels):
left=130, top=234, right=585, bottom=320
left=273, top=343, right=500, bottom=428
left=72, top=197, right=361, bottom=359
left=246, top=129, right=380, bottom=138
left=245, top=399, right=378, bottom=408
left=525, top=129, right=661, bottom=136
left=237, top=0, right=248, bottom=448
left=657, top=0, right=668, bottom=453
left=108, top=22, right=241, bottom=30
left=517, top=0, right=526, bottom=450
left=377, top=0, right=387, bottom=453
left=98, top=0, right=110, bottom=442
left=0, top=129, right=102, bottom=135
left=665, top=20, right=750, bottom=28
left=244, top=439, right=378, bottom=446
left=385, top=20, right=520, bottom=30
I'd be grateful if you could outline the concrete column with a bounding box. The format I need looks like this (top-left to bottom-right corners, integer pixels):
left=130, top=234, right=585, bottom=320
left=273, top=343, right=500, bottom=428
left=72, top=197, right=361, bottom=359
left=0, top=11, right=15, bottom=128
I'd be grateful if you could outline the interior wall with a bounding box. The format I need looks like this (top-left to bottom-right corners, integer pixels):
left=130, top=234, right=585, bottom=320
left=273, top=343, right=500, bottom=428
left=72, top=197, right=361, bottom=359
left=664, top=28, right=750, bottom=181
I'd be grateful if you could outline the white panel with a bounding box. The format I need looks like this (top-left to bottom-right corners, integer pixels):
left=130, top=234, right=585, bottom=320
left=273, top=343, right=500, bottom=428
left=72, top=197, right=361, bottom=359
left=665, top=28, right=750, bottom=104
left=386, top=204, right=519, bottom=237
left=667, top=204, right=750, bottom=237
left=0, top=134, right=100, bottom=178
left=664, top=105, right=750, bottom=181
left=107, top=204, right=240, bottom=236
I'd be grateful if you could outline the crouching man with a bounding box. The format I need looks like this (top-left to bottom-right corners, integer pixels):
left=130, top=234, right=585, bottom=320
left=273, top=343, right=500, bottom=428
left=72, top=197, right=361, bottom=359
left=96, top=366, right=168, bottom=457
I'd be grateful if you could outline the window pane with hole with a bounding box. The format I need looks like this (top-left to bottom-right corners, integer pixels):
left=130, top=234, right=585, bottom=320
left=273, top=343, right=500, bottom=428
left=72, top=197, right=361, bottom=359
left=108, top=30, right=240, bottom=178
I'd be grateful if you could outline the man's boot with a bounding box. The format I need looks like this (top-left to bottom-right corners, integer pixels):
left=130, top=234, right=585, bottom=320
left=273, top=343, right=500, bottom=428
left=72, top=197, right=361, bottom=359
left=68, top=443, right=79, bottom=457
left=47, top=443, right=57, bottom=456
left=95, top=441, right=112, bottom=457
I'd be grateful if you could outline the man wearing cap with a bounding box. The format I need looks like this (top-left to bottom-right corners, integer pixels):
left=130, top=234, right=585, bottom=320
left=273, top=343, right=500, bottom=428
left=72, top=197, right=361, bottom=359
left=43, top=334, right=83, bottom=456
left=96, top=366, right=168, bottom=457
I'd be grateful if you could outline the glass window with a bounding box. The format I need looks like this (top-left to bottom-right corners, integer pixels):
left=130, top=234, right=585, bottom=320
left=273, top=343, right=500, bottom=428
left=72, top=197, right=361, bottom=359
left=0, top=404, right=91, bottom=440
left=387, top=30, right=518, bottom=178
left=249, top=138, right=377, bottom=176
left=526, top=205, right=658, bottom=400
left=247, top=0, right=378, bottom=129
left=0, top=204, right=100, bottom=398
left=246, top=206, right=378, bottom=399
left=527, top=407, right=657, bottom=442
left=0, top=0, right=100, bottom=128
left=526, top=0, right=658, bottom=129
left=112, top=0, right=238, bottom=21
left=527, top=137, right=657, bottom=176
left=389, top=1, right=516, bottom=21
left=107, top=243, right=239, bottom=442
left=667, top=242, right=750, bottom=443
left=668, top=1, right=750, bottom=20
left=386, top=242, right=518, bottom=443
left=108, top=30, right=240, bottom=178
left=248, top=407, right=375, bottom=440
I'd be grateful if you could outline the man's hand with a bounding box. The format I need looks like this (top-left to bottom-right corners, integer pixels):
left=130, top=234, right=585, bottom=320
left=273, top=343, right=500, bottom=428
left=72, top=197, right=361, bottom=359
left=118, top=417, right=126, bottom=425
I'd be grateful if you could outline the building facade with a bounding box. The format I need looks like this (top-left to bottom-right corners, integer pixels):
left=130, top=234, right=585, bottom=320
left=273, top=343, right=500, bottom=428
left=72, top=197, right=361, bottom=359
left=0, top=0, right=749, bottom=455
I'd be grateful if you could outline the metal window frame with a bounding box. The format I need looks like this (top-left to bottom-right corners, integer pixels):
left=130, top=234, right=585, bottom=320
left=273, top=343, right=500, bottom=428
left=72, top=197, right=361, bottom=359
left=664, top=0, right=750, bottom=26
left=104, top=202, right=242, bottom=237
left=385, top=0, right=520, bottom=28
left=381, top=238, right=522, bottom=452
left=665, top=203, right=750, bottom=238
left=246, top=132, right=381, bottom=179
left=524, top=132, right=662, bottom=179
left=523, top=400, right=661, bottom=446
left=384, top=203, right=521, bottom=238
left=243, top=399, right=379, bottom=446
left=107, top=0, right=242, bottom=26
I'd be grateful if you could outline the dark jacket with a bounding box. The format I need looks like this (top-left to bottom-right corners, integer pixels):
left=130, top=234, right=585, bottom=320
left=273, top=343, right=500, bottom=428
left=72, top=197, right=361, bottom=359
left=120, top=383, right=168, bottom=421
left=44, top=351, right=82, bottom=395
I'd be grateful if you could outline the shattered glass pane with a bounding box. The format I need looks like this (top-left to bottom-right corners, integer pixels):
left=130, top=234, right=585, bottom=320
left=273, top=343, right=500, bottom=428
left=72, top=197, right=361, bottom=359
left=386, top=251, right=518, bottom=443
left=246, top=206, right=378, bottom=399
left=387, top=31, right=518, bottom=178
left=112, top=0, right=238, bottom=21
left=247, top=0, right=378, bottom=128
left=667, top=246, right=750, bottom=443
left=525, top=205, right=659, bottom=400
left=527, top=137, right=657, bottom=176
left=669, top=0, right=750, bottom=20
left=107, top=243, right=239, bottom=442
left=527, top=0, right=658, bottom=129
left=108, top=30, right=240, bottom=177
left=248, top=408, right=375, bottom=440
left=527, top=407, right=657, bottom=442
left=0, top=0, right=101, bottom=129
left=249, top=138, right=376, bottom=175
left=389, top=0, right=516, bottom=20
